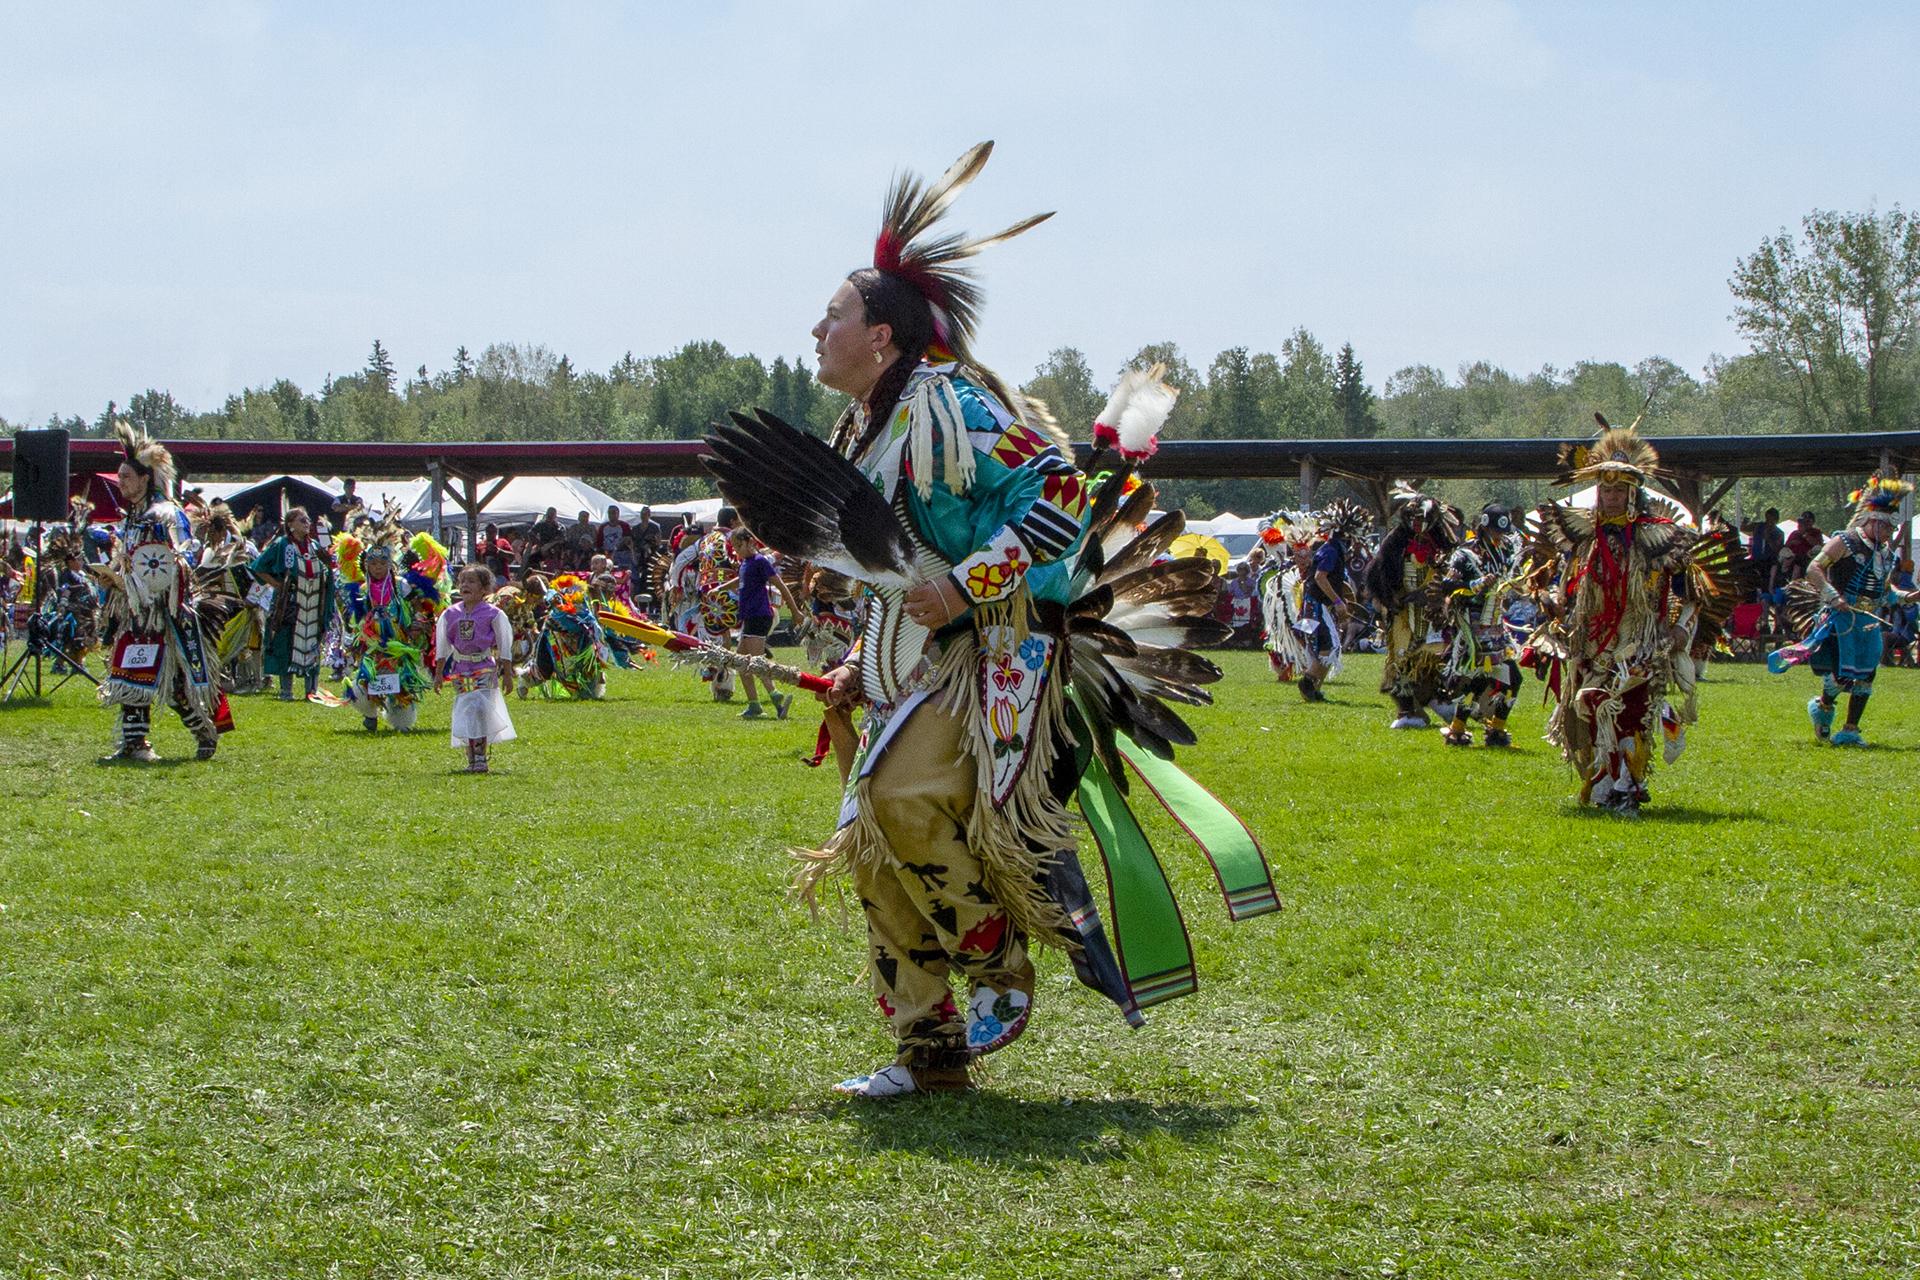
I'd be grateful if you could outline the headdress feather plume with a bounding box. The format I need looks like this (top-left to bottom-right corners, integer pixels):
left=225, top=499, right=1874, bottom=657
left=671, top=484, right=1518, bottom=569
left=871, top=140, right=1053, bottom=357
left=112, top=417, right=176, bottom=500
left=1850, top=472, right=1913, bottom=526
left=1554, top=411, right=1661, bottom=488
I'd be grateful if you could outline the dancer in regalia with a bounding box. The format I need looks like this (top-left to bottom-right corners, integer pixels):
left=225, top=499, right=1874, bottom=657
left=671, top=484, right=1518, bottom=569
left=524, top=573, right=609, bottom=699
left=704, top=143, right=1276, bottom=1098
left=333, top=515, right=434, bottom=732
left=1256, top=511, right=1314, bottom=685
left=1436, top=502, right=1525, bottom=747
left=1367, top=486, right=1463, bottom=729
left=96, top=420, right=235, bottom=762
left=1526, top=416, right=1745, bottom=813
left=438, top=564, right=516, bottom=772
left=1768, top=474, right=1918, bottom=745
left=195, top=502, right=267, bottom=694
left=251, top=506, right=334, bottom=701
left=1262, top=501, right=1369, bottom=700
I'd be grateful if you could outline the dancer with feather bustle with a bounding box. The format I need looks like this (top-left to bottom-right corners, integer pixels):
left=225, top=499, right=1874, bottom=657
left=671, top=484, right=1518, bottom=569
left=97, top=420, right=236, bottom=762
left=1435, top=503, right=1526, bottom=747
left=703, top=142, right=1274, bottom=1098
left=1366, top=485, right=1464, bottom=729
left=1524, top=414, right=1744, bottom=814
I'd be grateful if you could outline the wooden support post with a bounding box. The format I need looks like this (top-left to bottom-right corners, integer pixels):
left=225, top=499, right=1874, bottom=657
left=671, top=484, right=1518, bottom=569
left=1300, top=457, right=1321, bottom=509
left=1701, top=476, right=1738, bottom=520
left=428, top=461, right=446, bottom=543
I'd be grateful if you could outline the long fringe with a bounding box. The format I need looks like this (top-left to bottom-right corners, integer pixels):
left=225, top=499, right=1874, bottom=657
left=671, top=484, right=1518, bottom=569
left=792, top=609, right=1073, bottom=946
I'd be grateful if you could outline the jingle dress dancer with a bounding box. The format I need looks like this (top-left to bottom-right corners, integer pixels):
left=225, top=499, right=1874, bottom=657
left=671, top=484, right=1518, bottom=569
left=97, top=420, right=235, bottom=762
left=704, top=144, right=1275, bottom=1098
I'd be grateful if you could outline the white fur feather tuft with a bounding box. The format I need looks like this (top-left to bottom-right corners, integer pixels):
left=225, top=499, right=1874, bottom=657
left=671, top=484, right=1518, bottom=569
left=1117, top=370, right=1177, bottom=456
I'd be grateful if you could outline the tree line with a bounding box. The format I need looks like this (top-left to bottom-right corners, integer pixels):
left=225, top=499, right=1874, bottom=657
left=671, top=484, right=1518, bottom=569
left=10, top=207, right=1916, bottom=523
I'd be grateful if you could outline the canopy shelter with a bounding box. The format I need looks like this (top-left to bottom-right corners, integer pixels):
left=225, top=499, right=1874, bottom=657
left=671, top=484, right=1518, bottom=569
left=644, top=496, right=725, bottom=527
left=7, top=430, right=1914, bottom=538
left=0, top=471, right=124, bottom=522
left=398, top=474, right=629, bottom=536
left=1140, top=432, right=1920, bottom=524
left=1187, top=512, right=1264, bottom=564
left=324, top=476, right=429, bottom=514
left=206, top=475, right=338, bottom=525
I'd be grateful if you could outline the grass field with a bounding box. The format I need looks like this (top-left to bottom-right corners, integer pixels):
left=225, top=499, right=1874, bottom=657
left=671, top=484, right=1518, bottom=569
left=2, top=646, right=1917, bottom=1278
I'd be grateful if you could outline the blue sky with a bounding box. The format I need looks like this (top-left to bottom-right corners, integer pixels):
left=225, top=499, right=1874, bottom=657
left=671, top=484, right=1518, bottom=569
left=3, top=1, right=1915, bottom=423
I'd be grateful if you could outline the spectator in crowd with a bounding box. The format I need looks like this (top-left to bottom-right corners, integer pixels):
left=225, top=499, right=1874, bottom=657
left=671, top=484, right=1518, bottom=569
left=1749, top=507, right=1784, bottom=633
left=1226, top=559, right=1259, bottom=642
left=330, top=478, right=365, bottom=527
left=531, top=506, right=563, bottom=549
left=613, top=531, right=639, bottom=578
left=567, top=509, right=596, bottom=570
left=1784, top=511, right=1823, bottom=581
left=477, top=523, right=513, bottom=579
left=596, top=505, right=631, bottom=560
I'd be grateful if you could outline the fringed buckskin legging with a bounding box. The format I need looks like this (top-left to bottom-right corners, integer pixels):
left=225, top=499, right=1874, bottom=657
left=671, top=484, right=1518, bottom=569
left=851, top=700, right=1035, bottom=1075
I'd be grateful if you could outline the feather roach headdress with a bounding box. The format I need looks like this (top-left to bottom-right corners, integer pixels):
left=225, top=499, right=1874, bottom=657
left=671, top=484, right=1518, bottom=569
left=1315, top=499, right=1372, bottom=543
left=1849, top=473, right=1913, bottom=528
left=194, top=499, right=247, bottom=546
left=871, top=140, right=1053, bottom=363
left=1557, top=410, right=1661, bottom=490
left=1385, top=483, right=1463, bottom=544
left=113, top=418, right=176, bottom=501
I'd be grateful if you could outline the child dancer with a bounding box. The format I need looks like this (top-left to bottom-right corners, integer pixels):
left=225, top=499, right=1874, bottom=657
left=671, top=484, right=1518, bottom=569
left=437, top=564, right=516, bottom=773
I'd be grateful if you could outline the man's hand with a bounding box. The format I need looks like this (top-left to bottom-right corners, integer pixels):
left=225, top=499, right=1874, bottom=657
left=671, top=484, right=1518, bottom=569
left=819, top=663, right=861, bottom=708
left=904, top=576, right=967, bottom=628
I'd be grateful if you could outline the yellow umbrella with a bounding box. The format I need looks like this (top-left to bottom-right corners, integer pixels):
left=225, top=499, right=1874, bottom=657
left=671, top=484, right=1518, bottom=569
left=1168, top=531, right=1230, bottom=571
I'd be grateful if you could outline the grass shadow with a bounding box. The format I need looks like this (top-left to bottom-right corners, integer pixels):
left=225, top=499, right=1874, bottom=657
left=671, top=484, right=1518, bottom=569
left=1563, top=802, right=1764, bottom=825
left=829, top=1094, right=1256, bottom=1168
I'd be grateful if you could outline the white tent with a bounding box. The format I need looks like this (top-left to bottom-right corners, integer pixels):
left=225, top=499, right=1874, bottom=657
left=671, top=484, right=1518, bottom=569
left=1190, top=511, right=1264, bottom=538
left=398, top=475, right=630, bottom=533
left=645, top=497, right=725, bottom=527
left=324, top=476, right=429, bottom=514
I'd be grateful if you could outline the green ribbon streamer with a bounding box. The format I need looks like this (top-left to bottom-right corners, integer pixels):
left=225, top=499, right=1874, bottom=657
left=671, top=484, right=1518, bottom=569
left=1075, top=751, right=1197, bottom=1009
left=1115, top=735, right=1281, bottom=922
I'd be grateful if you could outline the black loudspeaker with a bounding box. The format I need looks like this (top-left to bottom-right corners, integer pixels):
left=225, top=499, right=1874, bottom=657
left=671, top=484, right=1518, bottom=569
left=12, top=429, right=72, bottom=522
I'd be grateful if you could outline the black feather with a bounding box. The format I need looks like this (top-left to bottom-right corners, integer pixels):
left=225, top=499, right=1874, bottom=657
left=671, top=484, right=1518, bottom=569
left=701, top=409, right=917, bottom=581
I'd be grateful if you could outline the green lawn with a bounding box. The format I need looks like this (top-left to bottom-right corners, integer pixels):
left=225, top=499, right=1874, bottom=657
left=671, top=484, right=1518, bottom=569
left=2, top=648, right=1917, bottom=1278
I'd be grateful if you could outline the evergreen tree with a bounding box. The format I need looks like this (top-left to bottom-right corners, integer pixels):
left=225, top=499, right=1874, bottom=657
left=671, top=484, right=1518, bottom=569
left=454, top=345, right=474, bottom=384
left=1332, top=342, right=1377, bottom=437
left=1021, top=347, right=1103, bottom=436
left=367, top=339, right=396, bottom=395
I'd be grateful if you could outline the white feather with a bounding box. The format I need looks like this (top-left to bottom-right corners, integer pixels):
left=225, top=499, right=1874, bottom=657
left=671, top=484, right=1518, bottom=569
left=1094, top=362, right=1169, bottom=431
left=1117, top=378, right=1178, bottom=455
left=1094, top=371, right=1140, bottom=430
